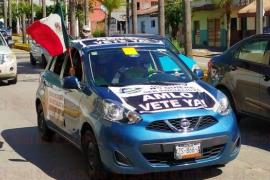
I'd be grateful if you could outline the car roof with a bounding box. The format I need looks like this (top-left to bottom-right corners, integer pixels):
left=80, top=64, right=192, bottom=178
left=71, top=37, right=166, bottom=51
left=111, top=34, right=165, bottom=40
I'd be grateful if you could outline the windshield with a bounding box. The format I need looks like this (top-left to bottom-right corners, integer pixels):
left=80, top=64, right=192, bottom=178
left=0, top=33, right=6, bottom=46
left=89, top=47, right=194, bottom=87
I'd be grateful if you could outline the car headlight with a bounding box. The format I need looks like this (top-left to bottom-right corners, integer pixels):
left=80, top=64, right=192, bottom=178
left=101, top=99, right=141, bottom=124
left=214, top=91, right=231, bottom=116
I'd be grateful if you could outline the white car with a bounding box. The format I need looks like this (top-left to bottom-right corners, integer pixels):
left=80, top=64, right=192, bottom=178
left=29, top=40, right=52, bottom=68
left=0, top=33, right=17, bottom=84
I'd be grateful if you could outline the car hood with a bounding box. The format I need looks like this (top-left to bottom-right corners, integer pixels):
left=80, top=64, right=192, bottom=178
left=0, top=46, right=11, bottom=54
left=95, top=81, right=219, bottom=114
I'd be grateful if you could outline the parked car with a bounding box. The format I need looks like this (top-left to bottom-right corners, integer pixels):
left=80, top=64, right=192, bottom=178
left=111, top=34, right=201, bottom=72
left=0, top=32, right=17, bottom=84
left=207, top=34, right=270, bottom=120
left=29, top=40, right=52, bottom=68
left=36, top=37, right=240, bottom=178
left=0, top=21, right=12, bottom=43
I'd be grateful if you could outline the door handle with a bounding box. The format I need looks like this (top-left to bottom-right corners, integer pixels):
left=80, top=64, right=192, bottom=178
left=229, top=65, right=237, bottom=71
left=264, top=75, right=270, bottom=81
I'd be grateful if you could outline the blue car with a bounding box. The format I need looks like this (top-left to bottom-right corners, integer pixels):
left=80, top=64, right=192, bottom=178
left=35, top=37, right=240, bottom=177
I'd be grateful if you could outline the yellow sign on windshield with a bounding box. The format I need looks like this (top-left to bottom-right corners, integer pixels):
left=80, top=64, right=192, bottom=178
left=122, top=47, right=138, bottom=56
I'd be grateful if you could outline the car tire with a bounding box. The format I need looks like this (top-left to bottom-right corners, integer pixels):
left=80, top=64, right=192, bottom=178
left=37, top=103, right=54, bottom=141
left=219, top=88, right=241, bottom=122
left=30, top=53, right=36, bottom=65
left=41, top=55, right=47, bottom=68
left=82, top=130, right=108, bottom=179
left=9, top=75, right=17, bottom=85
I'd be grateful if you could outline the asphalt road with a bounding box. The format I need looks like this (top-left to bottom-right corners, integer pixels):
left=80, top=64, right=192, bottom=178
left=0, top=49, right=270, bottom=180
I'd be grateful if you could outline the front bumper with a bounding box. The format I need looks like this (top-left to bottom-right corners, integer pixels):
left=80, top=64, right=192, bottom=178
left=0, top=59, right=17, bottom=80
left=95, top=110, right=240, bottom=174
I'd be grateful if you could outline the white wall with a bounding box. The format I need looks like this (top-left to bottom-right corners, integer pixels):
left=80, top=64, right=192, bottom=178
left=137, top=15, right=158, bottom=34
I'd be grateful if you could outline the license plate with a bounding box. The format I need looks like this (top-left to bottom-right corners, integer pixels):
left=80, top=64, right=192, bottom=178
left=174, top=142, right=202, bottom=160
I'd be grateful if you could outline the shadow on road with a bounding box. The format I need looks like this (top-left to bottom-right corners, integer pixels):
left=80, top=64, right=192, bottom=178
left=2, top=126, right=223, bottom=180
left=17, top=61, right=44, bottom=75
left=240, top=117, right=270, bottom=152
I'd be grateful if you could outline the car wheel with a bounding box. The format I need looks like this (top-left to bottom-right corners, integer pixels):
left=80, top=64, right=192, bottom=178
left=9, top=75, right=17, bottom=85
left=37, top=103, right=54, bottom=141
left=41, top=55, right=47, bottom=68
left=82, top=130, right=107, bottom=179
left=219, top=88, right=241, bottom=122
left=30, top=53, right=36, bottom=65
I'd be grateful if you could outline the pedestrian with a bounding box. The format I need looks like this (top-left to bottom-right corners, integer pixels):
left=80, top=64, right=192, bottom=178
left=81, top=25, right=92, bottom=39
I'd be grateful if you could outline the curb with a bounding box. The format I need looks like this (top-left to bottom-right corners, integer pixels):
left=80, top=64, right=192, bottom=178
left=13, top=44, right=30, bottom=52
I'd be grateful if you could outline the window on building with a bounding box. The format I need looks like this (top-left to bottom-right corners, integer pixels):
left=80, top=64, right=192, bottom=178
left=141, top=21, right=146, bottom=33
left=137, top=2, right=140, bottom=10
left=151, top=20, right=155, bottom=28
left=151, top=1, right=158, bottom=6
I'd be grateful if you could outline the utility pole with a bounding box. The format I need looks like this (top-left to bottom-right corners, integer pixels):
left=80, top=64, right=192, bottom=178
left=8, top=0, right=12, bottom=28
left=4, top=0, right=7, bottom=27
left=132, top=0, right=137, bottom=34
left=42, top=0, right=46, bottom=18
left=184, top=0, right=192, bottom=57
left=126, top=0, right=130, bottom=34
left=158, top=0, right=165, bottom=36
left=256, top=0, right=263, bottom=34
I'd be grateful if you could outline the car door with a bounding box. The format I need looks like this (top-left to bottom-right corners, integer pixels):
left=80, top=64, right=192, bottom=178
left=42, top=54, right=66, bottom=129
left=62, top=49, right=83, bottom=138
left=259, top=48, right=270, bottom=119
left=231, top=38, right=269, bottom=115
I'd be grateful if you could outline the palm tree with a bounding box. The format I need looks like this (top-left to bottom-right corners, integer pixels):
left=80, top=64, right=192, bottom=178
left=159, top=0, right=165, bottom=36
left=215, top=0, right=233, bottom=49
left=131, top=0, right=137, bottom=34
left=98, top=0, right=122, bottom=36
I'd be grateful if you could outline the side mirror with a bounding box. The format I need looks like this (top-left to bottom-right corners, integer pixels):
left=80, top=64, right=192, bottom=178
left=8, top=40, right=14, bottom=47
left=63, top=76, right=80, bottom=89
left=193, top=69, right=204, bottom=80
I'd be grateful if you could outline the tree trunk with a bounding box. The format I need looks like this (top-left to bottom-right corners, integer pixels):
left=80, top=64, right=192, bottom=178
left=184, top=0, right=192, bottom=57
left=69, top=0, right=77, bottom=37
left=107, top=12, right=111, bottom=36
left=84, top=0, right=90, bottom=26
left=226, top=11, right=231, bottom=49
left=22, top=14, right=26, bottom=43
left=126, top=0, right=130, bottom=34
left=42, top=0, right=46, bottom=18
left=158, top=0, right=165, bottom=36
left=4, top=0, right=7, bottom=27
left=8, top=0, right=12, bottom=28
left=132, top=0, right=137, bottom=34
left=31, top=0, right=34, bottom=23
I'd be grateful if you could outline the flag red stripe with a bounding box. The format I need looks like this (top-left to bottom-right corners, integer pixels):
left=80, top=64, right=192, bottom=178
left=27, top=21, right=64, bottom=57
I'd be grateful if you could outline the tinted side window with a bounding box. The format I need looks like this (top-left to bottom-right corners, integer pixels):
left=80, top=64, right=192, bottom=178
left=52, top=54, right=65, bottom=75
left=234, top=40, right=269, bottom=64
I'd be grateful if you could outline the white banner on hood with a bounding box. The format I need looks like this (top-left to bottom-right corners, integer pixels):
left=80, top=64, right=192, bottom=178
left=109, top=82, right=217, bottom=113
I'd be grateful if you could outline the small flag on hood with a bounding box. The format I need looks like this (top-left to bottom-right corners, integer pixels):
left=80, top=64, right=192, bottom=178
left=27, top=3, right=69, bottom=57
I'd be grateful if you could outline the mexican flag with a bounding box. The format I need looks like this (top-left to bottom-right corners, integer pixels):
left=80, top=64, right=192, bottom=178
left=27, top=3, right=69, bottom=57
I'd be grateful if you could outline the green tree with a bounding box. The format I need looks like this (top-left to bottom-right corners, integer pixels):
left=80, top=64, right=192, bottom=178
left=98, top=0, right=122, bottom=36
left=165, top=0, right=184, bottom=39
left=215, top=0, right=233, bottom=49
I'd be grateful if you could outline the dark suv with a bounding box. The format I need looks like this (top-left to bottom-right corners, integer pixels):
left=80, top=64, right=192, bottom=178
left=208, top=34, right=270, bottom=120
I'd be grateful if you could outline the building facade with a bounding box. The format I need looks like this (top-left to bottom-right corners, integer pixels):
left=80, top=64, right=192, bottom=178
left=191, top=0, right=270, bottom=50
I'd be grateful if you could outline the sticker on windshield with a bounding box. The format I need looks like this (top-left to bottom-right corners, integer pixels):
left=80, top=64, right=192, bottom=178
left=122, top=47, right=138, bottom=56
left=109, top=82, right=217, bottom=113
left=91, top=51, right=98, bottom=56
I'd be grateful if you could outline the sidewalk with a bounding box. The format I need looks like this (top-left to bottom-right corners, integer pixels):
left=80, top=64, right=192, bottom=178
left=192, top=48, right=222, bottom=58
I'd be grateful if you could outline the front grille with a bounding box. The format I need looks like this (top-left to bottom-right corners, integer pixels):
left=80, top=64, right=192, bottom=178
left=146, top=116, right=218, bottom=132
left=143, top=144, right=225, bottom=164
